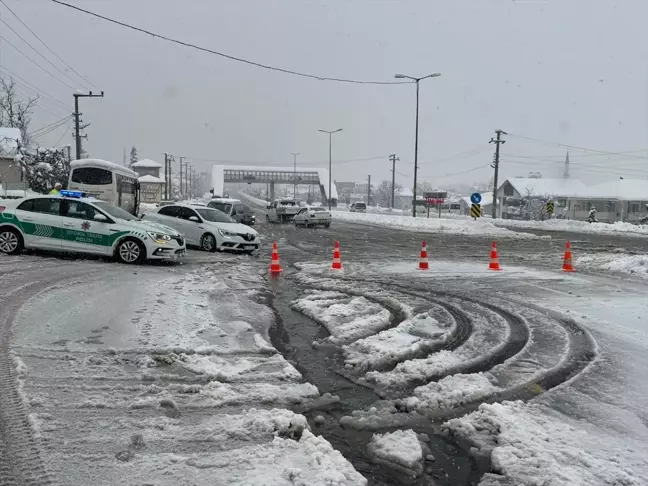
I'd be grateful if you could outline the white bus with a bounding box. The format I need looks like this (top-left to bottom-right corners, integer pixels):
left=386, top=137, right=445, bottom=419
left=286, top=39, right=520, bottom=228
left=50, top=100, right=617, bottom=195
left=68, top=159, right=140, bottom=215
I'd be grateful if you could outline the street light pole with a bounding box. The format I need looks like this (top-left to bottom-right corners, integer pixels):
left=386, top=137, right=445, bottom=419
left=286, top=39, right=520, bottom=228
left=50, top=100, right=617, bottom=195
left=318, top=128, right=342, bottom=210
left=394, top=72, right=441, bottom=217
left=290, top=152, right=300, bottom=200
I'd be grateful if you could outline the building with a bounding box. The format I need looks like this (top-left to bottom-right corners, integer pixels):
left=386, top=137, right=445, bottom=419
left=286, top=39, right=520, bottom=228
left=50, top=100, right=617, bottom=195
left=131, top=158, right=165, bottom=203
left=496, top=177, right=587, bottom=219
left=394, top=187, right=414, bottom=210
left=0, top=127, right=22, bottom=185
left=460, top=193, right=497, bottom=216
left=569, top=179, right=648, bottom=223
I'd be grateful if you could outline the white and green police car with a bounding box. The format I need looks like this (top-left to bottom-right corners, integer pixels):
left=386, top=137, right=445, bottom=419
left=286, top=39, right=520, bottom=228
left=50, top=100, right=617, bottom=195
left=0, top=191, right=186, bottom=264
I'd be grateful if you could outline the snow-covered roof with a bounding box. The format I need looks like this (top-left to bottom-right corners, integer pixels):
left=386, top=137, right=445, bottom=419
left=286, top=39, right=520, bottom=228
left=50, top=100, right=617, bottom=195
left=0, top=127, right=21, bottom=157
left=138, top=174, right=165, bottom=184
left=500, top=178, right=587, bottom=198
left=211, top=165, right=338, bottom=200
left=131, top=158, right=163, bottom=168
left=461, top=192, right=496, bottom=206
left=580, top=179, right=648, bottom=201
left=395, top=187, right=414, bottom=197
left=71, top=159, right=138, bottom=178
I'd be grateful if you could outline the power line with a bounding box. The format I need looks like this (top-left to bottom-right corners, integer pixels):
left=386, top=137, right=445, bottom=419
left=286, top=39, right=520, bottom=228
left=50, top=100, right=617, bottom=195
left=51, top=0, right=410, bottom=86
left=52, top=121, right=72, bottom=147
left=0, top=35, right=78, bottom=90
left=0, top=16, right=88, bottom=90
left=507, top=132, right=648, bottom=160
left=29, top=115, right=74, bottom=138
left=0, top=65, right=70, bottom=110
left=0, top=0, right=96, bottom=90
left=418, top=163, right=491, bottom=180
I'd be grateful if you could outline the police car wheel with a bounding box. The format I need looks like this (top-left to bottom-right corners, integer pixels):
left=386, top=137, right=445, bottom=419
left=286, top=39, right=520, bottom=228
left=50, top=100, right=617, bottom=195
left=116, top=238, right=145, bottom=264
left=201, top=233, right=217, bottom=253
left=0, top=228, right=23, bottom=255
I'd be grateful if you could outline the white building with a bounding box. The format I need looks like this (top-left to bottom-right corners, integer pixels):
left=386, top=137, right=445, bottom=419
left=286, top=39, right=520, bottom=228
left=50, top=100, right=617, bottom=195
left=131, top=159, right=166, bottom=203
left=497, top=178, right=588, bottom=219
left=570, top=179, right=648, bottom=223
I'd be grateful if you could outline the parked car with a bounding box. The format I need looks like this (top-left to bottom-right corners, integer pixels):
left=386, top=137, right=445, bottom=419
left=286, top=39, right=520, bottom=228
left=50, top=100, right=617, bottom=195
left=142, top=203, right=260, bottom=253
left=266, top=200, right=300, bottom=223
left=293, top=207, right=331, bottom=228
left=207, top=198, right=254, bottom=225
left=350, top=202, right=367, bottom=213
left=0, top=192, right=186, bottom=264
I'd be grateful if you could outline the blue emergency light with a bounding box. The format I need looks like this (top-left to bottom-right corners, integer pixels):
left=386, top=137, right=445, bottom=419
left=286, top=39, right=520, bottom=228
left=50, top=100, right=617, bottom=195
left=59, top=190, right=85, bottom=198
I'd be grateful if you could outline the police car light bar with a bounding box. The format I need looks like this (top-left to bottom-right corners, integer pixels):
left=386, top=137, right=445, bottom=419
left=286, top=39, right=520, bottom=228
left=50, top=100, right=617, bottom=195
left=59, top=190, right=85, bottom=198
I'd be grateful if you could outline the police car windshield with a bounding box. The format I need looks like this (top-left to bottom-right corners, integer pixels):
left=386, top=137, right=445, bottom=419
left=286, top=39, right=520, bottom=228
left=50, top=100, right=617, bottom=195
left=92, top=201, right=135, bottom=221
left=195, top=207, right=235, bottom=223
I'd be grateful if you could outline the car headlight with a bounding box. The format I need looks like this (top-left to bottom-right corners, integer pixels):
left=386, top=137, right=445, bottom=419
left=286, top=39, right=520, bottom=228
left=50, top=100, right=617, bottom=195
left=218, top=229, right=236, bottom=238
left=147, top=231, right=172, bottom=243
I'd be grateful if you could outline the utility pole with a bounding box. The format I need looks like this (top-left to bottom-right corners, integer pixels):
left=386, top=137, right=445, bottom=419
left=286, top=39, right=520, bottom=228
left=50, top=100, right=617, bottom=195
left=66, top=145, right=71, bottom=163
left=389, top=154, right=399, bottom=208
left=367, top=175, right=371, bottom=206
left=190, top=166, right=196, bottom=198
left=179, top=156, right=184, bottom=199
left=73, top=91, right=104, bottom=160
left=185, top=162, right=189, bottom=198
left=168, top=155, right=174, bottom=200
left=164, top=153, right=169, bottom=200
left=290, top=152, right=300, bottom=200
left=489, top=129, right=507, bottom=219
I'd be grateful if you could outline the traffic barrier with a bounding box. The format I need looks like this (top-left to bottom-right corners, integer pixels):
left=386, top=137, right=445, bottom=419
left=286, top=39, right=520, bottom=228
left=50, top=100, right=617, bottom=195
left=562, top=241, right=575, bottom=272
left=419, top=241, right=429, bottom=270
left=488, top=241, right=502, bottom=271
left=269, top=241, right=283, bottom=275
left=331, top=241, right=343, bottom=270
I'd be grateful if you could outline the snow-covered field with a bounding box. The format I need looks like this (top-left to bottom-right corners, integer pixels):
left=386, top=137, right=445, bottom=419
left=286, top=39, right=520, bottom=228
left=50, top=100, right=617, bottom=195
left=576, top=252, right=648, bottom=279
left=492, top=217, right=648, bottom=237
left=8, top=258, right=366, bottom=485
left=333, top=211, right=541, bottom=238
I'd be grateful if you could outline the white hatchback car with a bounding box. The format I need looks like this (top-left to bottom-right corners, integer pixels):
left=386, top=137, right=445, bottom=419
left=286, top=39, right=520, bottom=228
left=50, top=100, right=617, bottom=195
left=0, top=192, right=186, bottom=264
left=142, top=204, right=260, bottom=253
left=293, top=207, right=332, bottom=228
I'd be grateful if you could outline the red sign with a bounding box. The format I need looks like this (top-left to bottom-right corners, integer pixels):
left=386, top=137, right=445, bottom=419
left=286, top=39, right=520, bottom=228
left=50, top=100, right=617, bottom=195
left=426, top=198, right=445, bottom=205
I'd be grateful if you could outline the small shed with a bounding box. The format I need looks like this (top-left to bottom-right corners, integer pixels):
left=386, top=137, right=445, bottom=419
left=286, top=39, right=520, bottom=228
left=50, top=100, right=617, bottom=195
left=138, top=174, right=166, bottom=203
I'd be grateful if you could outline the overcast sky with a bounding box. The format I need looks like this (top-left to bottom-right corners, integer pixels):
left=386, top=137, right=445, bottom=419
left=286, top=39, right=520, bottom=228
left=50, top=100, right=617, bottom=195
left=1, top=0, right=647, bottom=190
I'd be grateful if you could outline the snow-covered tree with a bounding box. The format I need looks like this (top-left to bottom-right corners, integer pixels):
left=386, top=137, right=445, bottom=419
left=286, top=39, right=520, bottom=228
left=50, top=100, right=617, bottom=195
left=374, top=179, right=402, bottom=207
left=18, top=148, right=70, bottom=194
left=0, top=77, right=37, bottom=147
left=129, top=146, right=138, bottom=167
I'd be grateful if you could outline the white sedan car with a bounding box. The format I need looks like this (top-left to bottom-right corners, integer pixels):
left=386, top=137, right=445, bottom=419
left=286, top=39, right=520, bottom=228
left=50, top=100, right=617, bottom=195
left=142, top=204, right=260, bottom=253
left=0, top=192, right=186, bottom=264
left=293, top=207, right=331, bottom=228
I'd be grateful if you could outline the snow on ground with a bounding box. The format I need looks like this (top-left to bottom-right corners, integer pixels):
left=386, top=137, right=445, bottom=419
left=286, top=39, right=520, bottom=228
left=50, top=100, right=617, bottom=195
left=333, top=211, right=540, bottom=238
left=10, top=259, right=364, bottom=485
left=291, top=291, right=392, bottom=344
left=238, top=191, right=270, bottom=208
left=576, top=252, right=648, bottom=279
left=492, top=217, right=648, bottom=237
left=343, top=309, right=454, bottom=372
left=138, top=202, right=159, bottom=216
left=444, top=401, right=648, bottom=486
left=367, top=429, right=424, bottom=477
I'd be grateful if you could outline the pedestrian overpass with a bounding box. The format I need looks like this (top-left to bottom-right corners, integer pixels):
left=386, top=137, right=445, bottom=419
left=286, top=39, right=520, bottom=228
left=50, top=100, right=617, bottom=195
left=211, top=165, right=338, bottom=203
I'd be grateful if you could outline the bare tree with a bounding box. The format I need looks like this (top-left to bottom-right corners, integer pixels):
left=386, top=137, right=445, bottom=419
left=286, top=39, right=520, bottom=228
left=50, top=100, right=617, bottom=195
left=0, top=77, right=38, bottom=147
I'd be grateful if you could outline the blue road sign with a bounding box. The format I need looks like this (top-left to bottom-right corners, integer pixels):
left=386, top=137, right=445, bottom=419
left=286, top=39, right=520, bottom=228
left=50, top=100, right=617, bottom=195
left=470, top=193, right=482, bottom=204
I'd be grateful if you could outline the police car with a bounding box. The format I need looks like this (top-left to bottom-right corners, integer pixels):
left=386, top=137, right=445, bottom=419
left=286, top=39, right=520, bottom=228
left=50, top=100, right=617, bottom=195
left=0, top=191, right=186, bottom=264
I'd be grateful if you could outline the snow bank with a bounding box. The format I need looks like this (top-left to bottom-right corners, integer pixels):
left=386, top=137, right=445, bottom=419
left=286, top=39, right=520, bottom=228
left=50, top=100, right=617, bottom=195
left=576, top=253, right=648, bottom=279
left=343, top=312, right=453, bottom=372
left=367, top=429, right=423, bottom=477
left=333, top=211, right=538, bottom=238
left=493, top=217, right=648, bottom=237
left=444, top=401, right=648, bottom=486
left=291, top=292, right=392, bottom=344
left=405, top=373, right=499, bottom=416
left=238, top=191, right=270, bottom=208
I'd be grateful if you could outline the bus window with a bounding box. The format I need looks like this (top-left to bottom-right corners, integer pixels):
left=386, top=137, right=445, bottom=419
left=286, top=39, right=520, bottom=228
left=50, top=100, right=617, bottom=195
left=71, top=167, right=112, bottom=185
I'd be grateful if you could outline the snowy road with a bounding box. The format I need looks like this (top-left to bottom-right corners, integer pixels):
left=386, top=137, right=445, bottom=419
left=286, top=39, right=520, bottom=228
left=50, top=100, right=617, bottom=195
left=2, top=208, right=648, bottom=485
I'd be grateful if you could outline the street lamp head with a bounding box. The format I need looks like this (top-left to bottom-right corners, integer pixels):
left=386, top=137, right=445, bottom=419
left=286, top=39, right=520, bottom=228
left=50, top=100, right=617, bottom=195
left=394, top=74, right=407, bottom=79
left=333, top=128, right=343, bottom=133
left=428, top=72, right=442, bottom=78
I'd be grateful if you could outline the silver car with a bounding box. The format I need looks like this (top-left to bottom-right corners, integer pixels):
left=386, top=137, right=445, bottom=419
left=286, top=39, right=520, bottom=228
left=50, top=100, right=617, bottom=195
left=293, top=207, right=331, bottom=228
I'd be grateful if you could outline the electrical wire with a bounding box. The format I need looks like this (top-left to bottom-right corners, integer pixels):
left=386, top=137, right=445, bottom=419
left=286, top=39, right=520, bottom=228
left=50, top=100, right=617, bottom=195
left=0, top=35, right=77, bottom=90
left=51, top=121, right=72, bottom=147
left=507, top=132, right=648, bottom=160
left=0, top=65, right=70, bottom=111
left=418, top=163, right=491, bottom=180
left=0, top=0, right=96, bottom=90
left=51, top=0, right=410, bottom=86
left=0, top=17, right=89, bottom=90
left=29, top=115, right=74, bottom=138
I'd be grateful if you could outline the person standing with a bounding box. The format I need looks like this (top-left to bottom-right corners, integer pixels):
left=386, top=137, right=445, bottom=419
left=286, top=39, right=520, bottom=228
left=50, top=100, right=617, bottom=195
left=49, top=182, right=62, bottom=195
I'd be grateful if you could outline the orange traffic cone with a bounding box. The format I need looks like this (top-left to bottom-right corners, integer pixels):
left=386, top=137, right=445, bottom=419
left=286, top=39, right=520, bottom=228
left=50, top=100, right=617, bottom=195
left=331, top=241, right=343, bottom=270
left=562, top=241, right=575, bottom=272
left=419, top=241, right=429, bottom=270
left=488, top=241, right=502, bottom=271
left=269, top=242, right=283, bottom=275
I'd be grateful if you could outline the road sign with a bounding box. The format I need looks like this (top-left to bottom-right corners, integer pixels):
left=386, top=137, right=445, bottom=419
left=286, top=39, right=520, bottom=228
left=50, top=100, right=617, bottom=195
left=426, top=198, right=445, bottom=205
left=423, top=191, right=447, bottom=201
left=471, top=203, right=481, bottom=219
left=546, top=201, right=555, bottom=214
left=470, top=192, right=482, bottom=204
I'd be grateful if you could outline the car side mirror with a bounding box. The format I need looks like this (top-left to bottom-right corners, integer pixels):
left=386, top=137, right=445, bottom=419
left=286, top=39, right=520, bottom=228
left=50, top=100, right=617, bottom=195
left=189, top=216, right=200, bottom=222
left=94, top=213, right=109, bottom=223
